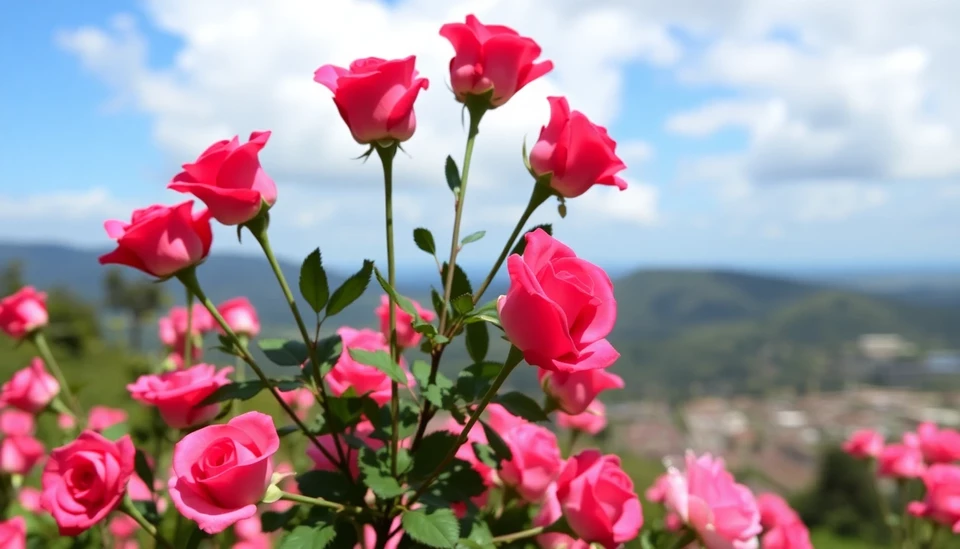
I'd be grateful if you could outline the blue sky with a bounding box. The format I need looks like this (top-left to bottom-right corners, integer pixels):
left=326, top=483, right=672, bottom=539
left=1, top=0, right=958, bottom=273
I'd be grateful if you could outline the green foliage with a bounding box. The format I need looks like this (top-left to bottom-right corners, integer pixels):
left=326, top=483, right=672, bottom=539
left=445, top=156, right=461, bottom=195
left=402, top=508, right=461, bottom=549
left=260, top=338, right=310, bottom=366
left=414, top=228, right=437, bottom=256
left=326, top=260, right=374, bottom=316
left=299, top=248, right=330, bottom=314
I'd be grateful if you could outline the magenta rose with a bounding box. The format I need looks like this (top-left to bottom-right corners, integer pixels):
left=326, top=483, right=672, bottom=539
left=917, top=422, right=960, bottom=464
left=127, top=363, right=233, bottom=429
left=535, top=484, right=590, bottom=549
left=556, top=400, right=608, bottom=436
left=842, top=428, right=884, bottom=459
left=374, top=294, right=435, bottom=349
left=498, top=229, right=619, bottom=372
left=168, top=411, right=279, bottom=534
left=87, top=406, right=128, bottom=433
left=757, top=493, right=801, bottom=530
left=314, top=56, right=429, bottom=144
left=0, top=433, right=44, bottom=475
left=485, top=403, right=529, bottom=433
left=908, top=463, right=960, bottom=532
left=499, top=421, right=562, bottom=502
left=327, top=327, right=411, bottom=405
left=18, top=487, right=42, bottom=513
left=169, top=131, right=277, bottom=226
left=555, top=449, right=643, bottom=548
left=878, top=433, right=926, bottom=479
left=218, top=297, right=261, bottom=338
left=664, top=451, right=761, bottom=549
left=0, top=286, right=48, bottom=340
left=0, top=516, right=26, bottom=549
left=762, top=521, right=813, bottom=549
left=0, top=357, right=59, bottom=413
left=41, top=432, right=136, bottom=536
left=539, top=367, right=624, bottom=415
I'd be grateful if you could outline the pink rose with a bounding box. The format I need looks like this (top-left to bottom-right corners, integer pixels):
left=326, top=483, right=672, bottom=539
left=917, top=422, right=960, bottom=464
left=499, top=422, right=562, bottom=502
left=529, top=96, right=628, bottom=198
left=0, top=408, right=34, bottom=437
left=498, top=229, right=619, bottom=372
left=168, top=411, right=279, bottom=534
left=307, top=421, right=382, bottom=479
left=0, top=357, right=59, bottom=413
left=314, top=56, right=429, bottom=144
left=57, top=413, right=76, bottom=430
left=109, top=514, right=139, bottom=540
left=540, top=368, right=624, bottom=415
left=441, top=417, right=494, bottom=484
left=556, top=400, right=608, bottom=436
left=88, top=406, right=128, bottom=433
left=235, top=514, right=273, bottom=548
left=0, top=516, right=26, bottom=549
left=169, top=131, right=277, bottom=226
left=18, top=486, right=42, bottom=513
left=279, top=387, right=315, bottom=419
left=374, top=294, right=435, bottom=349
left=556, top=450, right=643, bottom=548
left=360, top=517, right=403, bottom=549
left=535, top=484, right=590, bottom=549
left=645, top=473, right=671, bottom=504
left=438, top=15, right=553, bottom=107
left=0, top=286, right=48, bottom=340
left=99, top=200, right=213, bottom=278
left=486, top=403, right=529, bottom=433
left=41, top=432, right=136, bottom=536
left=218, top=297, right=261, bottom=338
left=0, top=434, right=44, bottom=474
left=127, top=364, right=233, bottom=429
left=878, top=433, right=926, bottom=479
left=757, top=493, right=800, bottom=530
left=664, top=452, right=761, bottom=549
left=327, top=327, right=410, bottom=405
left=842, top=429, right=884, bottom=459
left=762, top=521, right=813, bottom=549
left=908, top=463, right=960, bottom=532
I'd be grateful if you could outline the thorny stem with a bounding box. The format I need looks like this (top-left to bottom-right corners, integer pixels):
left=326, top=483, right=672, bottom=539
left=183, top=288, right=194, bottom=369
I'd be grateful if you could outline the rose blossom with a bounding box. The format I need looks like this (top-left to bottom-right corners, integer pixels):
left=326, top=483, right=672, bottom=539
left=374, top=294, right=435, bottom=349
left=555, top=449, right=643, bottom=548
left=907, top=463, right=960, bottom=532
left=0, top=408, right=33, bottom=437
left=127, top=364, right=233, bottom=429
left=160, top=304, right=216, bottom=342
left=0, top=516, right=26, bottom=549
left=664, top=451, right=762, bottom=549
left=327, top=327, right=410, bottom=405
left=499, top=421, right=563, bottom=502
left=917, top=422, right=960, bottom=464
left=0, top=357, right=59, bottom=413
left=279, top=387, right=315, bottom=419
left=540, top=367, right=624, bottom=415
left=168, top=411, right=279, bottom=534
left=307, top=421, right=382, bottom=479
left=41, top=432, right=136, bottom=536
left=109, top=514, right=139, bottom=541
left=218, top=297, right=261, bottom=338
left=18, top=486, right=42, bottom=513
left=0, top=433, right=44, bottom=475
left=314, top=56, right=429, bottom=144
left=99, top=200, right=213, bottom=278
left=535, top=484, right=589, bottom=549
left=438, top=14, right=553, bottom=107
left=486, top=403, right=529, bottom=433
left=757, top=493, right=801, bottom=530
left=441, top=417, right=494, bottom=484
left=498, top=229, right=619, bottom=372
left=878, top=433, right=926, bottom=479
left=0, top=286, right=48, bottom=340
left=88, top=406, right=128, bottom=433
left=842, top=429, right=884, bottom=459
left=762, top=521, right=813, bottom=549
left=529, top=96, right=628, bottom=198
left=169, top=131, right=277, bottom=225
left=557, top=400, right=608, bottom=436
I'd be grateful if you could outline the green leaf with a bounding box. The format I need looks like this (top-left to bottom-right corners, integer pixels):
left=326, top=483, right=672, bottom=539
left=326, top=259, right=374, bottom=316
left=100, top=422, right=128, bottom=441
left=296, top=470, right=365, bottom=505
left=441, top=263, right=472, bottom=300
left=281, top=524, right=338, bottom=549
left=460, top=517, right=494, bottom=549
left=261, top=506, right=300, bottom=532
left=200, top=379, right=303, bottom=406
left=470, top=443, right=497, bottom=469
left=132, top=500, right=160, bottom=525
left=479, top=420, right=513, bottom=461
left=460, top=230, right=485, bottom=246
left=313, top=334, right=343, bottom=376
left=451, top=293, right=473, bottom=316
left=430, top=287, right=446, bottom=319
left=414, top=228, right=437, bottom=256
left=464, top=322, right=488, bottom=363
left=374, top=268, right=419, bottom=317
left=358, top=447, right=406, bottom=498
left=494, top=391, right=549, bottom=422
left=510, top=224, right=553, bottom=256
left=445, top=156, right=461, bottom=195
left=402, top=508, right=460, bottom=549
left=184, top=527, right=209, bottom=549
left=456, top=362, right=502, bottom=402
left=134, top=449, right=154, bottom=491
left=410, top=431, right=458, bottom=478
left=299, top=248, right=330, bottom=313
left=322, top=396, right=366, bottom=433
left=425, top=458, right=485, bottom=501
left=259, top=339, right=310, bottom=366
left=348, top=348, right=407, bottom=384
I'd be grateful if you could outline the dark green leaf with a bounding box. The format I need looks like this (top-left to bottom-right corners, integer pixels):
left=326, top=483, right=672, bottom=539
left=374, top=268, right=419, bottom=317
left=216, top=333, right=238, bottom=355
left=368, top=400, right=419, bottom=441
left=414, top=228, right=437, bottom=256
left=510, top=224, right=553, bottom=256
left=460, top=231, right=485, bottom=246
left=441, top=263, right=472, bottom=301
left=281, top=524, right=338, bottom=549
left=460, top=517, right=494, bottom=549
left=494, top=391, right=548, bottom=422
left=326, top=260, right=374, bottom=316
left=402, top=508, right=460, bottom=549
left=358, top=447, right=406, bottom=498
left=259, top=339, right=310, bottom=366
left=262, top=506, right=300, bottom=532
left=451, top=293, right=473, bottom=316
left=299, top=248, right=330, bottom=313
left=426, top=458, right=485, bottom=501
left=313, top=334, right=343, bottom=376
left=200, top=378, right=303, bottom=406
left=470, top=443, right=497, bottom=469
left=131, top=500, right=160, bottom=525
left=184, top=527, right=209, bottom=549
left=348, top=348, right=407, bottom=384
left=297, top=470, right=365, bottom=505
left=410, top=431, right=458, bottom=478
left=464, top=322, right=488, bottom=363
left=134, top=449, right=154, bottom=491
left=456, top=362, right=502, bottom=402
left=430, top=287, right=445, bottom=319
left=323, top=396, right=365, bottom=432
left=445, top=156, right=461, bottom=195
left=100, top=422, right=128, bottom=442
left=326, top=521, right=359, bottom=549
left=479, top=420, right=513, bottom=461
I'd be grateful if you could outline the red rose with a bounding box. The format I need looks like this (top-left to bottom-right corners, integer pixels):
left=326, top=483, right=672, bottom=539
left=439, top=15, right=553, bottom=107
left=314, top=56, right=428, bottom=144
left=529, top=96, right=628, bottom=198
left=169, top=131, right=277, bottom=225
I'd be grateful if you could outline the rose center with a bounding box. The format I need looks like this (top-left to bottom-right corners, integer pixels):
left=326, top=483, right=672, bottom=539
left=194, top=437, right=238, bottom=480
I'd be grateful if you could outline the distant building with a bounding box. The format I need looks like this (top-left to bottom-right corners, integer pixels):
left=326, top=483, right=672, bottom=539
left=858, top=333, right=915, bottom=361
